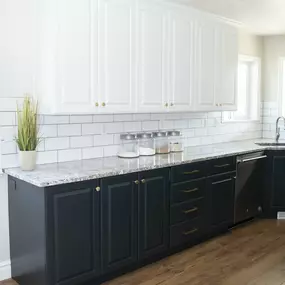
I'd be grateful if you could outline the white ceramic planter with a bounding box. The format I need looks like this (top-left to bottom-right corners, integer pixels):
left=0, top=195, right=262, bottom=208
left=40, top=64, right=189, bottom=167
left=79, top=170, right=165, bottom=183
left=19, top=151, right=37, bottom=171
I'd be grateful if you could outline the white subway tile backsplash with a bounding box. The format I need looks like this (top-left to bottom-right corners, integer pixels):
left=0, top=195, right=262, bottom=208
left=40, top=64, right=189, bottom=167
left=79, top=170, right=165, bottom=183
left=104, top=122, right=124, bottom=134
left=103, top=145, right=119, bottom=157
left=94, top=134, right=113, bottom=146
left=93, top=114, right=114, bottom=123
left=82, top=123, right=103, bottom=135
left=0, top=112, right=16, bottom=126
left=160, top=120, right=174, bottom=130
left=124, top=121, right=142, bottom=132
left=45, top=137, right=69, bottom=151
left=174, top=120, right=188, bottom=129
left=44, top=115, right=69, bottom=125
left=189, top=119, right=204, bottom=128
left=37, top=151, right=58, bottom=165
left=58, top=149, right=81, bottom=162
left=133, top=114, right=151, bottom=121
left=114, top=114, right=133, bottom=122
left=142, top=121, right=159, bottom=131
left=58, top=124, right=81, bottom=137
left=0, top=126, right=16, bottom=141
left=2, top=154, right=18, bottom=168
left=82, top=147, right=103, bottom=160
left=70, top=115, right=93, bottom=124
left=40, top=125, right=58, bottom=138
left=70, top=136, right=93, bottom=148
left=1, top=141, right=17, bottom=154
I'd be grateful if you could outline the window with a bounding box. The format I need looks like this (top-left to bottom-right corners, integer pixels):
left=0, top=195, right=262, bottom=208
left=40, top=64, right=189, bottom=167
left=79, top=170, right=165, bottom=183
left=278, top=58, right=285, bottom=116
left=223, top=55, right=261, bottom=122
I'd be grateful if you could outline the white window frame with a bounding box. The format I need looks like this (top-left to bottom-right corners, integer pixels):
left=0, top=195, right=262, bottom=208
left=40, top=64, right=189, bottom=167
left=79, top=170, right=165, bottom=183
left=278, top=57, right=285, bottom=116
left=223, top=55, right=261, bottom=123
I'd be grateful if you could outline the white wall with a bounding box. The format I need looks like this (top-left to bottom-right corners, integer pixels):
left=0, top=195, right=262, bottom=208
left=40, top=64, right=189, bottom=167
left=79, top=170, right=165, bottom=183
left=0, top=1, right=264, bottom=281
left=263, top=36, right=285, bottom=102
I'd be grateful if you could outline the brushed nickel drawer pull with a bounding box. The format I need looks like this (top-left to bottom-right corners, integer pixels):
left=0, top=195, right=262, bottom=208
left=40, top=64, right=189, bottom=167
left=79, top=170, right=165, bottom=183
left=183, top=170, right=199, bottom=175
left=183, top=207, right=198, bottom=214
left=183, top=228, right=198, bottom=236
left=182, top=188, right=199, bottom=193
left=214, top=164, right=230, bottom=168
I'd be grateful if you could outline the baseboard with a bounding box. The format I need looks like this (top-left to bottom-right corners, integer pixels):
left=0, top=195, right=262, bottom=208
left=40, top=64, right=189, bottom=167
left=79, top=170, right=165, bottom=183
left=0, top=260, right=11, bottom=281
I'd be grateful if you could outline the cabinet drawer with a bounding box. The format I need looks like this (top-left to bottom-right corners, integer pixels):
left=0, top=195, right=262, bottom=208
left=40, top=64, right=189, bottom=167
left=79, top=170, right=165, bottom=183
left=171, top=179, right=205, bottom=204
left=170, top=198, right=205, bottom=226
left=209, top=156, right=236, bottom=176
left=170, top=218, right=203, bottom=248
left=171, top=162, right=206, bottom=183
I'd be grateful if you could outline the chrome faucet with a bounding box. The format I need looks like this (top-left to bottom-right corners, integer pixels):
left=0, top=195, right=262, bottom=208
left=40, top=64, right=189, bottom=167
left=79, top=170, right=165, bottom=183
left=276, top=116, right=285, bottom=142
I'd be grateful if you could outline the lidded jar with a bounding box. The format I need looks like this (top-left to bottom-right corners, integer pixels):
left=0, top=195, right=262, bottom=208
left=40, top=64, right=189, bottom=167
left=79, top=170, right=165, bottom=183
left=137, top=133, right=155, bottom=156
left=153, top=131, right=170, bottom=154
left=167, top=131, right=184, bottom=152
left=118, top=134, right=139, bottom=158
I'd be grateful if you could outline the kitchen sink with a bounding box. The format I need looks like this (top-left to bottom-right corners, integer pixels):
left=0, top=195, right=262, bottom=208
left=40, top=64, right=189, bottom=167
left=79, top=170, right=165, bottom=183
left=255, top=142, right=285, bottom=146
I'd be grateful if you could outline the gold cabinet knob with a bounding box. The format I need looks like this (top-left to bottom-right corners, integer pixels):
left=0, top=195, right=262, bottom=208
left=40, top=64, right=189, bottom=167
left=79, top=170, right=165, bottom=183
left=165, top=103, right=169, bottom=107
left=134, top=180, right=139, bottom=185
left=141, top=179, right=146, bottom=184
left=95, top=102, right=99, bottom=107
left=95, top=186, right=101, bottom=192
left=102, top=102, right=106, bottom=107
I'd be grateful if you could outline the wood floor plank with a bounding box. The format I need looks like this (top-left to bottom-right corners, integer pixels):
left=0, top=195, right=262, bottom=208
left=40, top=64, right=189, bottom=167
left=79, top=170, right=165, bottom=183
left=2, top=220, right=285, bottom=285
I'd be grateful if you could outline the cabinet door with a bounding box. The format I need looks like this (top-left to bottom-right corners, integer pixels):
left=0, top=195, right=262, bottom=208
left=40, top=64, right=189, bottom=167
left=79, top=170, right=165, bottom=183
left=137, top=1, right=169, bottom=112
left=101, top=173, right=138, bottom=273
left=271, top=156, right=285, bottom=209
left=215, top=24, right=238, bottom=110
left=169, top=9, right=195, bottom=112
left=54, top=0, right=98, bottom=113
left=98, top=0, right=136, bottom=113
left=195, top=17, right=216, bottom=111
left=138, top=169, right=169, bottom=260
left=47, top=186, right=101, bottom=285
left=208, top=174, right=235, bottom=231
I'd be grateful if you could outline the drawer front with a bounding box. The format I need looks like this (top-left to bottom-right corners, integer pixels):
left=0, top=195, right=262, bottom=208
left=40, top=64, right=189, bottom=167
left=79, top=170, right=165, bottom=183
left=170, top=198, right=205, bottom=226
left=209, top=156, right=236, bottom=176
left=170, top=218, right=204, bottom=248
left=171, top=162, right=206, bottom=183
left=171, top=179, right=206, bottom=204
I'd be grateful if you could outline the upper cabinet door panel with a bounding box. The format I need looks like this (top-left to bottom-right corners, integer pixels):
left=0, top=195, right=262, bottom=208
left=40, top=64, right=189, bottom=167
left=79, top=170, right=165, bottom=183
left=98, top=0, right=136, bottom=113
left=56, top=0, right=97, bottom=113
left=215, top=24, right=238, bottom=109
left=195, top=18, right=216, bottom=110
left=137, top=2, right=169, bottom=112
left=169, top=10, right=195, bottom=112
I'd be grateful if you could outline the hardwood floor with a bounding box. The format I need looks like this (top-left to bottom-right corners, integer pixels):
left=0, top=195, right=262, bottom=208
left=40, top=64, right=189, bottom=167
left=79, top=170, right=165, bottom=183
left=2, top=220, right=285, bottom=285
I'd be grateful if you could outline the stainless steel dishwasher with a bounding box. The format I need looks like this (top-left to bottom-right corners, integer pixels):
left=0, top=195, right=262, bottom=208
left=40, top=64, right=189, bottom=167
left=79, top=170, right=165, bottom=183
left=235, top=152, right=267, bottom=224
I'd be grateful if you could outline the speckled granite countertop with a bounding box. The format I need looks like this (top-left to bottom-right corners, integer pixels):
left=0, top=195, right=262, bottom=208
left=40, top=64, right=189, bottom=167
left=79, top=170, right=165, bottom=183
left=4, top=139, right=285, bottom=187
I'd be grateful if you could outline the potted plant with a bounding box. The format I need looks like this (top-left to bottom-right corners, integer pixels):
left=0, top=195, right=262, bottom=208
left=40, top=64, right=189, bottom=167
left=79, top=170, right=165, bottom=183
left=15, top=96, right=40, bottom=171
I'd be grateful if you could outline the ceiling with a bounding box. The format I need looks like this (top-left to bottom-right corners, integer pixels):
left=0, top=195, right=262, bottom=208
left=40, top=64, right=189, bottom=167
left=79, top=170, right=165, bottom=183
left=172, top=0, right=285, bottom=35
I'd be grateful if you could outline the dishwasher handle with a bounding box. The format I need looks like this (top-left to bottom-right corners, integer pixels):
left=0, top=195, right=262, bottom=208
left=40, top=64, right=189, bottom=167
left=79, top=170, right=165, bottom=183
left=237, top=155, right=267, bottom=164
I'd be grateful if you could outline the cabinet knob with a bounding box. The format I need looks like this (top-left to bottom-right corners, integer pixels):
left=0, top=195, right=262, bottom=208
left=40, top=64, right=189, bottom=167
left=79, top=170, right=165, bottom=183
left=216, top=104, right=219, bottom=107
left=102, top=102, right=106, bottom=107
left=95, top=186, right=101, bottom=192
left=95, top=102, right=99, bottom=107
left=134, top=180, right=139, bottom=185
left=141, top=179, right=146, bottom=184
left=220, top=104, right=222, bottom=107
left=165, top=103, right=169, bottom=107
left=170, top=103, right=174, bottom=107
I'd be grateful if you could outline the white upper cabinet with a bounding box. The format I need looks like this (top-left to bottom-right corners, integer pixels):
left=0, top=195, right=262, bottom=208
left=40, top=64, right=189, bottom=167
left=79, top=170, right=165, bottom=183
left=98, top=0, right=136, bottom=113
left=168, top=9, right=195, bottom=112
left=38, top=0, right=238, bottom=114
left=215, top=24, right=238, bottom=110
left=39, top=0, right=97, bottom=114
left=194, top=17, right=216, bottom=111
left=136, top=1, right=169, bottom=113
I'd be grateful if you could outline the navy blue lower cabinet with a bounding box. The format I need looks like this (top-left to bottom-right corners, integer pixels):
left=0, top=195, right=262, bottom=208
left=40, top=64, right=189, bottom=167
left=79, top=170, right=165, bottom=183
left=138, top=169, right=169, bottom=260
left=101, top=173, right=139, bottom=274
left=46, top=183, right=101, bottom=285
left=207, top=173, right=235, bottom=232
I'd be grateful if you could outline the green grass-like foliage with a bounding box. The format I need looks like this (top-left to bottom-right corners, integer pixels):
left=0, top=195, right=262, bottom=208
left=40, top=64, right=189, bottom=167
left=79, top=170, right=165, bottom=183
left=15, top=96, right=40, bottom=151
